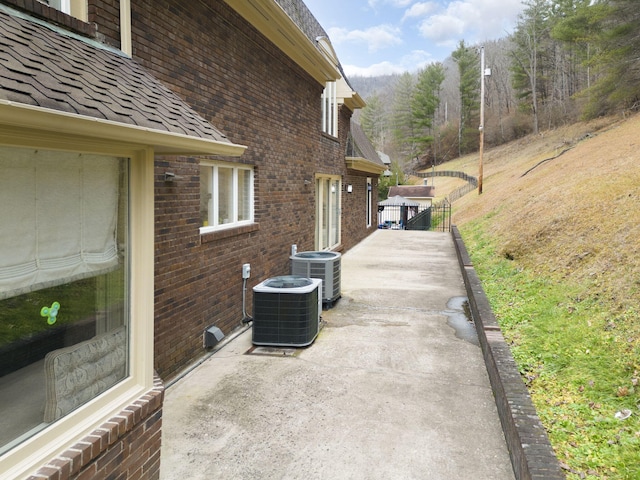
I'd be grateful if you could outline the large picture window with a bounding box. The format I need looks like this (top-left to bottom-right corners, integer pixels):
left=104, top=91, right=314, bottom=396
left=200, top=162, right=254, bottom=231
left=316, top=176, right=341, bottom=250
left=0, top=147, right=129, bottom=455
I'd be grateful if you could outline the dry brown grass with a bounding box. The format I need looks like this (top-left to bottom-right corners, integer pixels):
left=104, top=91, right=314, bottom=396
left=452, top=113, right=640, bottom=314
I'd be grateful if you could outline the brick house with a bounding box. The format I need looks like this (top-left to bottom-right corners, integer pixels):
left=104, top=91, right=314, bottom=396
left=0, top=0, right=384, bottom=478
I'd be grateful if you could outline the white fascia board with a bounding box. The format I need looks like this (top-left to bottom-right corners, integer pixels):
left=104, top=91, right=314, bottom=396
left=0, top=101, right=247, bottom=157
left=224, top=0, right=340, bottom=84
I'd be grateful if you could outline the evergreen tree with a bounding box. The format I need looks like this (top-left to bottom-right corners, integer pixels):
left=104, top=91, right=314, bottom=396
left=360, top=94, right=387, bottom=149
left=585, top=0, right=640, bottom=116
left=391, top=72, right=418, bottom=160
left=452, top=40, right=480, bottom=154
left=550, top=0, right=602, bottom=119
left=411, top=63, right=445, bottom=155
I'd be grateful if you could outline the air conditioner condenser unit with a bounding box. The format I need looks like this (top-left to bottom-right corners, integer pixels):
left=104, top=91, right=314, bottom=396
left=252, top=276, right=322, bottom=347
left=290, top=251, right=341, bottom=307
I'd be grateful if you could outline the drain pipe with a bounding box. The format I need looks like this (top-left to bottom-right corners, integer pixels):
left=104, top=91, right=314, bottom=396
left=242, top=276, right=253, bottom=324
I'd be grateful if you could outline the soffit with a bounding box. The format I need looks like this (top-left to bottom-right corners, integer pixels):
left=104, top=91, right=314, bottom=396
left=224, top=0, right=340, bottom=84
left=337, top=78, right=366, bottom=111
left=0, top=6, right=245, bottom=156
left=345, top=157, right=387, bottom=175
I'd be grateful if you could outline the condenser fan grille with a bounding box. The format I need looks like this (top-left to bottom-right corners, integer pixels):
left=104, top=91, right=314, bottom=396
left=290, top=251, right=341, bottom=307
left=252, top=276, right=322, bottom=347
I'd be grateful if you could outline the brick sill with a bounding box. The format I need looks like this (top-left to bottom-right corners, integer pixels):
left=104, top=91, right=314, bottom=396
left=200, top=223, right=260, bottom=244
left=321, top=131, right=339, bottom=143
left=3, top=0, right=97, bottom=39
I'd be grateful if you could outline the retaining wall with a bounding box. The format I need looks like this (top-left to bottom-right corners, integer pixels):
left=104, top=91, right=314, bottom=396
left=452, top=225, right=565, bottom=480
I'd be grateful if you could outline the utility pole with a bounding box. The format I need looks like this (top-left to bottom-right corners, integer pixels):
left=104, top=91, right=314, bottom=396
left=478, top=47, right=491, bottom=194
left=479, top=46, right=485, bottom=195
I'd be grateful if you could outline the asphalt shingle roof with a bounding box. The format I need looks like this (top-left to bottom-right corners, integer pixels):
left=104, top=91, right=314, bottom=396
left=388, top=185, right=435, bottom=198
left=348, top=121, right=384, bottom=165
left=0, top=6, right=231, bottom=144
left=275, top=0, right=355, bottom=90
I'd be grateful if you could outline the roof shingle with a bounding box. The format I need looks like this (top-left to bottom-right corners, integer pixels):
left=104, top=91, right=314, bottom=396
left=388, top=185, right=435, bottom=198
left=0, top=6, right=231, bottom=145
left=348, top=121, right=384, bottom=166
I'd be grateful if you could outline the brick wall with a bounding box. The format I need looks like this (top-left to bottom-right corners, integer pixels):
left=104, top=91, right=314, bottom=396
left=342, top=170, right=378, bottom=252
left=337, top=106, right=379, bottom=252
left=27, top=376, right=165, bottom=480
left=3, top=2, right=376, bottom=477
left=87, top=0, right=120, bottom=48
left=129, top=0, right=373, bottom=380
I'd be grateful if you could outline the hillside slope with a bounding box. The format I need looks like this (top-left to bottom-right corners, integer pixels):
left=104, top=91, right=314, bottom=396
left=453, top=114, right=640, bottom=315
left=448, top=114, right=640, bottom=478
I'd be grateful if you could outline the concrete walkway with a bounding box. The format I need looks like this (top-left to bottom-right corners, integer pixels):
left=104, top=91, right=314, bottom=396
left=160, top=230, right=515, bottom=480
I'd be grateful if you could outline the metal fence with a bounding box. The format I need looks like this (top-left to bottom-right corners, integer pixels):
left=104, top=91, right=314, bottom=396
left=376, top=199, right=451, bottom=232
left=417, top=170, right=478, bottom=203
left=376, top=170, right=477, bottom=233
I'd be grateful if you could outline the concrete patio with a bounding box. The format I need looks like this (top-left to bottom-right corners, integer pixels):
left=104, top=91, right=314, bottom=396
left=160, top=230, right=515, bottom=480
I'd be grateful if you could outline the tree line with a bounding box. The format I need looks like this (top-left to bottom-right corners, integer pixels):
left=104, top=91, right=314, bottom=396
left=356, top=0, right=640, bottom=174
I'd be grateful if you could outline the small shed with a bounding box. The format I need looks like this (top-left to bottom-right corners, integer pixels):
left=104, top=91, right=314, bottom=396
left=388, top=185, right=435, bottom=209
left=377, top=195, right=420, bottom=229
left=379, top=195, right=420, bottom=207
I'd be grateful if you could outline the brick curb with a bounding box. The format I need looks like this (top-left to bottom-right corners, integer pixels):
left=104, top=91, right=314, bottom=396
left=451, top=226, right=565, bottom=480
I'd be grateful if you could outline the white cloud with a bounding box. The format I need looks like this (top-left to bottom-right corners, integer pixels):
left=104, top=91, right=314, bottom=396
left=343, top=49, right=433, bottom=77
left=328, top=25, right=403, bottom=53
left=402, top=2, right=438, bottom=21
left=417, top=0, right=523, bottom=46
left=368, top=0, right=414, bottom=8
left=419, top=13, right=465, bottom=43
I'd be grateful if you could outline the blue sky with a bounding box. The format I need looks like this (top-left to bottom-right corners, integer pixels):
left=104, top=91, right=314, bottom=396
left=304, top=0, right=526, bottom=77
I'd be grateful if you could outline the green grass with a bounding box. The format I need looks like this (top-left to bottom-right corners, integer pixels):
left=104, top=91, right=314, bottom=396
left=460, top=220, right=640, bottom=480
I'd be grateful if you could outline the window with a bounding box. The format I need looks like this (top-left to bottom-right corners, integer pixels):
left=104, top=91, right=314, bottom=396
left=41, top=0, right=87, bottom=21
left=321, top=81, right=338, bottom=137
left=45, top=0, right=71, bottom=13
left=200, top=162, right=254, bottom=231
left=366, top=177, right=373, bottom=228
left=316, top=176, right=341, bottom=250
left=0, top=147, right=129, bottom=455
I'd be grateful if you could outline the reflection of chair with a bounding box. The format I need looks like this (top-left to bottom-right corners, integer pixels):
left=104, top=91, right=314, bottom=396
left=43, top=326, right=127, bottom=422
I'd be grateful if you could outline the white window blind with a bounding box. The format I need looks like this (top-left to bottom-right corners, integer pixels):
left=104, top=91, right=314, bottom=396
left=0, top=148, right=121, bottom=300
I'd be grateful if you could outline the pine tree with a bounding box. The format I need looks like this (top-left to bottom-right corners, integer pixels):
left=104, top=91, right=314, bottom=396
left=452, top=41, right=480, bottom=154
left=586, top=0, right=640, bottom=116
left=391, top=72, right=418, bottom=160
left=411, top=63, right=445, bottom=155
left=360, top=94, right=387, bottom=149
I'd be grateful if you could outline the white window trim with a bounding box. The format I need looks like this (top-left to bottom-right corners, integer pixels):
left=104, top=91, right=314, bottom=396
left=322, top=81, right=338, bottom=137
left=366, top=177, right=373, bottom=228
left=315, top=175, right=341, bottom=251
left=199, top=161, right=254, bottom=233
left=45, top=0, right=129, bottom=55
left=45, top=0, right=87, bottom=21
left=0, top=137, right=155, bottom=479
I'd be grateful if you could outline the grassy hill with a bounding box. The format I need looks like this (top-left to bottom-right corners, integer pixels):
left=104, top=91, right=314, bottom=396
left=433, top=114, right=640, bottom=479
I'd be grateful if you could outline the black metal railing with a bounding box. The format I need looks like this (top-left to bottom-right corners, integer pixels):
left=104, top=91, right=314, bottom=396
left=377, top=200, right=451, bottom=232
